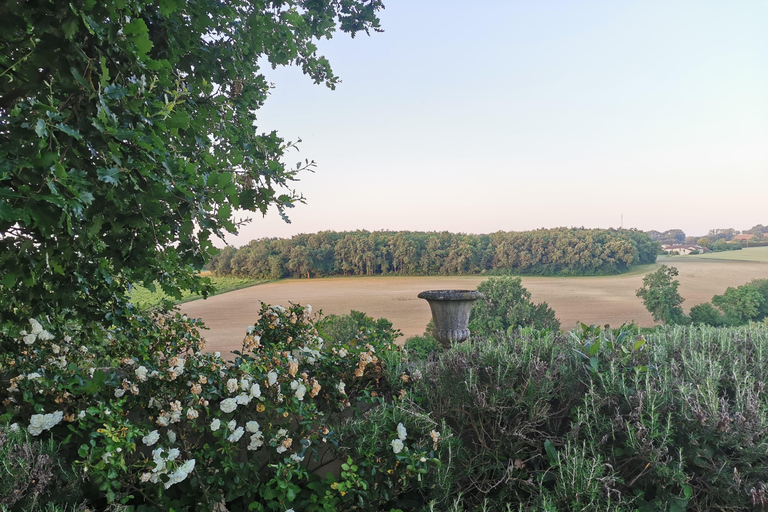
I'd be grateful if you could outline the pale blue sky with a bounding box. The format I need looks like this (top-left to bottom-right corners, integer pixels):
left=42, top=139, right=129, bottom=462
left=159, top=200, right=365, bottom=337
left=226, top=0, right=768, bottom=245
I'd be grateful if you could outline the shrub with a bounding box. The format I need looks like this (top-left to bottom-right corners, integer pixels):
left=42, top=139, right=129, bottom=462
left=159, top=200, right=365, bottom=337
left=468, top=276, right=560, bottom=336
left=404, top=320, right=441, bottom=361
left=395, top=324, right=768, bottom=510
left=403, top=335, right=442, bottom=361
left=689, top=302, right=724, bottom=326
left=0, top=304, right=432, bottom=511
left=316, top=310, right=402, bottom=349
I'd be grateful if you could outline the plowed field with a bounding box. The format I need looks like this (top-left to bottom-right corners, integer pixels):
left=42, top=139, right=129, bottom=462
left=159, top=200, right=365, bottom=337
left=181, top=256, right=767, bottom=356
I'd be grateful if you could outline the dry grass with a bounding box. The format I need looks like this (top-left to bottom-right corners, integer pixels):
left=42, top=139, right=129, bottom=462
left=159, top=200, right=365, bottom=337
left=180, top=257, right=768, bottom=355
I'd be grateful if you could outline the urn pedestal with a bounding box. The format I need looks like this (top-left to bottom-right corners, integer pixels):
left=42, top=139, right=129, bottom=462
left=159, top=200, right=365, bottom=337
left=417, top=290, right=483, bottom=350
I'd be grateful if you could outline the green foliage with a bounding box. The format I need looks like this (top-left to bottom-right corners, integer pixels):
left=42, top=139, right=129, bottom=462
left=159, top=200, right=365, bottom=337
left=0, top=0, right=383, bottom=327
left=712, top=284, right=765, bottom=323
left=0, top=304, right=427, bottom=511
left=316, top=310, right=402, bottom=349
left=207, top=228, right=658, bottom=279
left=403, top=335, right=442, bottom=361
left=0, top=424, right=82, bottom=511
left=397, top=324, right=768, bottom=511
left=469, top=276, right=560, bottom=335
left=646, top=228, right=686, bottom=245
left=692, top=279, right=768, bottom=327
left=636, top=265, right=686, bottom=325
left=5, top=307, right=768, bottom=511
left=689, top=302, right=724, bottom=326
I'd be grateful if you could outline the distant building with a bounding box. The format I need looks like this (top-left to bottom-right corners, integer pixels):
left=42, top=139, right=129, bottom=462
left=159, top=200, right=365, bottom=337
left=731, top=234, right=756, bottom=243
left=661, top=244, right=709, bottom=255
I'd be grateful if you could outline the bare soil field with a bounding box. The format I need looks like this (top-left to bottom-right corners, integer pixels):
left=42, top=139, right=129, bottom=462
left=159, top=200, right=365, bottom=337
left=181, top=257, right=767, bottom=356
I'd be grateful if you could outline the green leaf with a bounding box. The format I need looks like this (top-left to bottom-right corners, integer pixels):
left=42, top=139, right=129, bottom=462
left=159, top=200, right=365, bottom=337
left=589, top=357, right=599, bottom=373
left=99, top=56, right=111, bottom=86
left=123, top=18, right=153, bottom=56
left=56, top=123, right=83, bottom=140
left=35, top=119, right=48, bottom=138
left=1, top=273, right=17, bottom=287
left=167, top=111, right=190, bottom=129
left=62, top=17, right=79, bottom=39
left=97, top=168, right=121, bottom=185
left=544, top=439, right=558, bottom=466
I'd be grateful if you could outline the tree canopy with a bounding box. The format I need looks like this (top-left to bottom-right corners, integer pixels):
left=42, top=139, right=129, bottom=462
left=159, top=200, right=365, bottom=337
left=636, top=265, right=686, bottom=325
left=0, top=0, right=383, bottom=324
left=208, top=228, right=659, bottom=278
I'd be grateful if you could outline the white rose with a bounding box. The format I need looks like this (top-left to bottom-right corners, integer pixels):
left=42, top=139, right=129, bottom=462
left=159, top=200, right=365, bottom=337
left=228, top=426, right=244, bottom=443
left=220, top=398, right=237, bottom=414
left=142, top=430, right=160, bottom=446
left=391, top=439, right=404, bottom=454
left=29, top=318, right=43, bottom=335
left=210, top=418, right=221, bottom=431
left=397, top=423, right=407, bottom=441
left=135, top=366, right=148, bottom=382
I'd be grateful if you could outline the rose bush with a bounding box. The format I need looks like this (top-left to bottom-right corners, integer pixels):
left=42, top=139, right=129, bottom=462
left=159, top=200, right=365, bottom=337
left=0, top=303, right=439, bottom=511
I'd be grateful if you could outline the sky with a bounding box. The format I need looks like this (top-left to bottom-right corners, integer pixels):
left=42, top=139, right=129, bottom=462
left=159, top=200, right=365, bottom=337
left=224, top=0, right=768, bottom=246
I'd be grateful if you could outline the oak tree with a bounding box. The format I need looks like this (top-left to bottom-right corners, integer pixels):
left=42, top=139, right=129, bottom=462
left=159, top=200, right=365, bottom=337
left=0, top=0, right=383, bottom=323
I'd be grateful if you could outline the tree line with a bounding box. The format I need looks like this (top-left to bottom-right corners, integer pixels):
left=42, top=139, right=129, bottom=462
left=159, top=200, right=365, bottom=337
left=647, top=224, right=768, bottom=246
left=208, top=228, right=659, bottom=279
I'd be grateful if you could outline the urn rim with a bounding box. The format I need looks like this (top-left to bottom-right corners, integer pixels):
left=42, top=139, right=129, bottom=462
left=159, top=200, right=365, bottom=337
left=417, top=290, right=484, bottom=301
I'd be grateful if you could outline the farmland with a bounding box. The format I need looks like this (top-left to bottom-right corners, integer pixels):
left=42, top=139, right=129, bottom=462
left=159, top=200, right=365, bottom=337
left=684, top=246, right=768, bottom=262
left=130, top=274, right=265, bottom=309
left=181, top=255, right=767, bottom=355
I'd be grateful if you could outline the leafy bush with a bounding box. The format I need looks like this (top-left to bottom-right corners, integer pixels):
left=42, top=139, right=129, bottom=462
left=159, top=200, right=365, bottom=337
left=5, top=305, right=768, bottom=511
left=404, top=320, right=441, bottom=361
left=690, top=279, right=768, bottom=327
left=689, top=302, right=724, bottom=326
left=403, top=335, right=442, bottom=361
left=468, top=276, right=560, bottom=335
left=0, top=304, right=433, bottom=511
left=316, top=310, right=402, bottom=349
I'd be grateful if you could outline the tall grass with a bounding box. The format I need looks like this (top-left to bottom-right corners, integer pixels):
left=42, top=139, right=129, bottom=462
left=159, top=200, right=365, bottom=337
left=129, top=275, right=265, bottom=309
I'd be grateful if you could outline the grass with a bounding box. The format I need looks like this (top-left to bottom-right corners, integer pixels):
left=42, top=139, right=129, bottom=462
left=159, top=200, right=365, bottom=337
left=680, top=246, right=768, bottom=263
left=130, top=275, right=266, bottom=309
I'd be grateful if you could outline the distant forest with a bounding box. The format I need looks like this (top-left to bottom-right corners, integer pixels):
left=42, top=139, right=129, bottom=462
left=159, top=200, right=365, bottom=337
left=208, top=228, right=659, bottom=279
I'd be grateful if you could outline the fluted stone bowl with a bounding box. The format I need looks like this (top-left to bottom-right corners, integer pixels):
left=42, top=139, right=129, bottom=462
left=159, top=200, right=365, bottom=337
left=418, top=290, right=483, bottom=350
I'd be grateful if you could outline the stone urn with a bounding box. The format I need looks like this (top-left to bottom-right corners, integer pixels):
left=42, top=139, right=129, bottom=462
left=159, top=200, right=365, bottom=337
left=418, top=290, right=484, bottom=350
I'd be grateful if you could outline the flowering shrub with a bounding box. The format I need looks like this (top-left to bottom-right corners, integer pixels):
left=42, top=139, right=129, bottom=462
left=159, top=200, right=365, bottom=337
left=0, top=304, right=439, bottom=511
